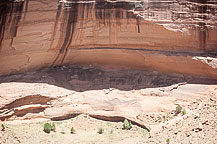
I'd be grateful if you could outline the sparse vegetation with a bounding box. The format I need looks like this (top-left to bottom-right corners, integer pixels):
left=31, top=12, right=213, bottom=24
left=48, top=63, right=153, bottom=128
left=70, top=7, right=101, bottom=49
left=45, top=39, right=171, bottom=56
left=175, top=105, right=182, bottom=115
left=97, top=127, right=104, bottom=134
left=43, top=123, right=55, bottom=133
left=70, top=126, right=75, bottom=134
left=109, top=129, right=114, bottom=134
left=1, top=123, right=5, bottom=131
left=123, top=119, right=132, bottom=130
left=182, top=109, right=187, bottom=115
left=141, top=129, right=149, bottom=138
left=166, top=138, right=170, bottom=143
left=155, top=116, right=162, bottom=122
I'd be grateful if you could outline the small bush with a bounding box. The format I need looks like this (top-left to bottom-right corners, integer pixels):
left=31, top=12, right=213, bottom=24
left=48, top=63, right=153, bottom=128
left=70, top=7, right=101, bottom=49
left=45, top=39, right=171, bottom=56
left=123, top=119, right=132, bottom=130
left=175, top=105, right=182, bottom=115
left=141, top=129, right=149, bottom=138
left=166, top=138, right=170, bottom=143
left=70, top=127, right=75, bottom=134
left=97, top=127, right=104, bottom=134
left=109, top=129, right=114, bottom=134
left=1, top=124, right=5, bottom=131
left=182, top=109, right=187, bottom=115
left=43, top=123, right=54, bottom=133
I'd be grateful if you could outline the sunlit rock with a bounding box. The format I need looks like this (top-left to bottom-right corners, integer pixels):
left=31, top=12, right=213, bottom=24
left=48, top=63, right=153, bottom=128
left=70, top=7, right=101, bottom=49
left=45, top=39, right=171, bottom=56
left=0, top=0, right=217, bottom=78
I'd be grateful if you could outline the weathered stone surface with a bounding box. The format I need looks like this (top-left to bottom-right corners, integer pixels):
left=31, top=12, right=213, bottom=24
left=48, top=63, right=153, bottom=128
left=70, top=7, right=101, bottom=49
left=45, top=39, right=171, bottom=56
left=0, top=67, right=216, bottom=130
left=0, top=1, right=216, bottom=142
left=0, top=0, right=217, bottom=78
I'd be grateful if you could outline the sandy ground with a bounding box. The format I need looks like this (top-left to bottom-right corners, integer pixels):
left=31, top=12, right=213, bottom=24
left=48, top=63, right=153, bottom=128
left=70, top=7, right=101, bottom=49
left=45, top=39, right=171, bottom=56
left=0, top=114, right=149, bottom=144
left=0, top=93, right=216, bottom=144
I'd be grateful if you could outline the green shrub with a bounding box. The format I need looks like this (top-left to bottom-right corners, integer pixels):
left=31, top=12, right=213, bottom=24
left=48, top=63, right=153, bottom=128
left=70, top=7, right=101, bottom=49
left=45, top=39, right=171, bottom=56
left=166, top=138, right=170, bottom=144
left=175, top=105, right=182, bottom=115
left=43, top=123, right=54, bottom=133
left=123, top=119, right=132, bottom=130
left=70, top=127, right=75, bottom=134
left=182, top=109, right=187, bottom=115
left=1, top=124, right=5, bottom=131
left=97, top=127, right=104, bottom=134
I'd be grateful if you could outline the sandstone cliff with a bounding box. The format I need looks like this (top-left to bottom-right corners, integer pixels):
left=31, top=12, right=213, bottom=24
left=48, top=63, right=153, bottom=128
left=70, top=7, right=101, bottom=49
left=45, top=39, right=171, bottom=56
left=0, top=0, right=217, bottom=78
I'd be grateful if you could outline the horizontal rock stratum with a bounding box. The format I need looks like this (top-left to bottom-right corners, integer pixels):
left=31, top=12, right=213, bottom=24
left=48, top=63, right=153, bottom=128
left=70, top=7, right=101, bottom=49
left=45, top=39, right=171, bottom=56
left=0, top=67, right=217, bottom=131
left=0, top=0, right=217, bottom=78
left=0, top=0, right=217, bottom=135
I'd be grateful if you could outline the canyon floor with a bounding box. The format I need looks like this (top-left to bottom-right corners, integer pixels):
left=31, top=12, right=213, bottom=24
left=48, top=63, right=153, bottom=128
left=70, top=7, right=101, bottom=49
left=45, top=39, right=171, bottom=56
left=0, top=66, right=217, bottom=144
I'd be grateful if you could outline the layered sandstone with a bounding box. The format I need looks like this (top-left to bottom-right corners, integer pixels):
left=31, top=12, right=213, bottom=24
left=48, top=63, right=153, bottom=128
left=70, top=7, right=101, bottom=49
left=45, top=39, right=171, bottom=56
left=0, top=0, right=217, bottom=133
left=0, top=66, right=216, bottom=131
left=0, top=0, right=217, bottom=78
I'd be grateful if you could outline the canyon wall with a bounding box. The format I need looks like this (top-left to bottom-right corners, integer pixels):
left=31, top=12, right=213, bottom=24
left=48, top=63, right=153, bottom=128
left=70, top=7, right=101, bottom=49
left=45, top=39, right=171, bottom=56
left=0, top=0, right=217, bottom=78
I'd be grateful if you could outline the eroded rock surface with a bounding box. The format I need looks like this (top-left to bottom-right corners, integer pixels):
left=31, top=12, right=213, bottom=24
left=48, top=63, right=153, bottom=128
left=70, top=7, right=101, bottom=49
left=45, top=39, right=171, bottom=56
left=0, top=1, right=216, bottom=142
left=0, top=66, right=216, bottom=131
left=0, top=0, right=217, bottom=78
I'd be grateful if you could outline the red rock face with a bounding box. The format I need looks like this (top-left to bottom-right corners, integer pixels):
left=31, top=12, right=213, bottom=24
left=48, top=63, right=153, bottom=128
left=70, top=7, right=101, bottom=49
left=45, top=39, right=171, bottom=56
left=0, top=0, right=217, bottom=78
